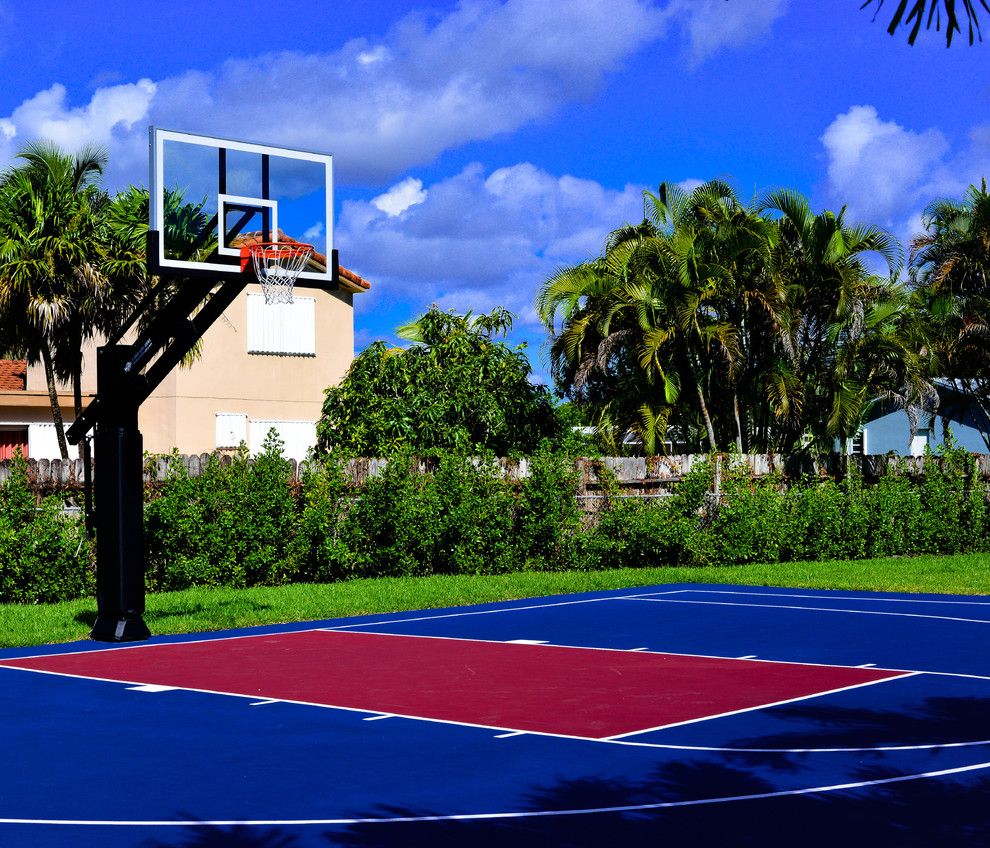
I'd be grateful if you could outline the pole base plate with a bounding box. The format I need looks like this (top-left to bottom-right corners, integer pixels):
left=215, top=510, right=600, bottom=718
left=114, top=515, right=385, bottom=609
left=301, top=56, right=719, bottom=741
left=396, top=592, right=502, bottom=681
left=90, top=616, right=151, bottom=642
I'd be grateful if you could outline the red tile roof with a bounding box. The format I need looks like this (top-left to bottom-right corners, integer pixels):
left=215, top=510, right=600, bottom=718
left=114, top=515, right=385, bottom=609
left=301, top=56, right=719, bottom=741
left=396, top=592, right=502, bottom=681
left=232, top=231, right=371, bottom=293
left=0, top=360, right=26, bottom=391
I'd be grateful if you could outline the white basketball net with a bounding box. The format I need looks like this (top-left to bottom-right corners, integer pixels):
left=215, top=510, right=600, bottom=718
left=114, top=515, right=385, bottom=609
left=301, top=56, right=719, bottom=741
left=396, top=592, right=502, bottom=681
left=249, top=242, right=315, bottom=304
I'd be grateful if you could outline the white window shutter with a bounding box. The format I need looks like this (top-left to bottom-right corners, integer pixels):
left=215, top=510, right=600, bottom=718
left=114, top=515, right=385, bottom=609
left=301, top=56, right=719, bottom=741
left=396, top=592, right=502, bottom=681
left=215, top=413, right=248, bottom=448
left=247, top=294, right=315, bottom=355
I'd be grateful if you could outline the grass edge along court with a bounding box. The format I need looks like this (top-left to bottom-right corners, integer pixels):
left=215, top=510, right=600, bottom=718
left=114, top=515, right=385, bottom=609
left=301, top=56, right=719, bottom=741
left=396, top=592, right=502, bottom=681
left=3, top=552, right=990, bottom=649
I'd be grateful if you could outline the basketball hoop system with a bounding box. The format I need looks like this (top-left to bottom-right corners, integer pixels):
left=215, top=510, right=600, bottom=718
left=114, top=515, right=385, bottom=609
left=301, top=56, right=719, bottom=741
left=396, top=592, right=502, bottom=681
left=247, top=242, right=315, bottom=304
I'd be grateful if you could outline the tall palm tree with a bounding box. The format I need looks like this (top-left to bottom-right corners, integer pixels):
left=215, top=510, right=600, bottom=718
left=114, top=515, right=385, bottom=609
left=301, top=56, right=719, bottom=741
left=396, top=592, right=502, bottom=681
left=910, top=180, right=990, bottom=442
left=0, top=141, right=109, bottom=460
left=759, top=189, right=920, bottom=451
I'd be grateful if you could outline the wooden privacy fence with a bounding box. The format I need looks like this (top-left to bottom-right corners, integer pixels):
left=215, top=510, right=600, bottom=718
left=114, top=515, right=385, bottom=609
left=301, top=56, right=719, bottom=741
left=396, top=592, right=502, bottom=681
left=4, top=452, right=990, bottom=498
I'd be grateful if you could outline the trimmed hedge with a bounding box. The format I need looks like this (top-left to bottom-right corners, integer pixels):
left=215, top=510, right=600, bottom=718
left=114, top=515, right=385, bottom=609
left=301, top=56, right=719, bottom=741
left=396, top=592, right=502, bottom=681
left=1, top=441, right=988, bottom=604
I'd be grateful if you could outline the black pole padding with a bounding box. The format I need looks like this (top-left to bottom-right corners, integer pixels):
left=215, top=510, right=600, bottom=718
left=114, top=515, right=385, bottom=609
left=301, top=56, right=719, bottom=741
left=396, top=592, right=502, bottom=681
left=90, top=345, right=150, bottom=642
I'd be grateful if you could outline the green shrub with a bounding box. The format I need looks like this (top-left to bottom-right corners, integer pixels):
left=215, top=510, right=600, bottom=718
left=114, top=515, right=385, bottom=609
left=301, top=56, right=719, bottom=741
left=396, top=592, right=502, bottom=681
left=0, top=453, right=92, bottom=603
left=515, top=446, right=581, bottom=570
left=144, top=433, right=299, bottom=591
left=579, top=497, right=689, bottom=570
left=292, top=457, right=355, bottom=582
left=780, top=475, right=868, bottom=563
left=691, top=466, right=783, bottom=566
left=432, top=453, right=516, bottom=575
left=864, top=469, right=922, bottom=557
left=338, top=451, right=443, bottom=578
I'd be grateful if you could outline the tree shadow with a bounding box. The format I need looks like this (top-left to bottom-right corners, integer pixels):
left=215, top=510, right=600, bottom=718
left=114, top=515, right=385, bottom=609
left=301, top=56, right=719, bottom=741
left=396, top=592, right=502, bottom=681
left=73, top=609, right=97, bottom=627
left=324, top=753, right=990, bottom=847
left=74, top=599, right=276, bottom=629
left=728, top=695, right=990, bottom=750
left=138, top=823, right=302, bottom=848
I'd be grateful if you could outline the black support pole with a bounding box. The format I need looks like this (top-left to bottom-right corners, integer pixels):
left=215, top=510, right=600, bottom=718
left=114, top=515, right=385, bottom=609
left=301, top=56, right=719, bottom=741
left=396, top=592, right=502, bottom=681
left=89, top=345, right=150, bottom=642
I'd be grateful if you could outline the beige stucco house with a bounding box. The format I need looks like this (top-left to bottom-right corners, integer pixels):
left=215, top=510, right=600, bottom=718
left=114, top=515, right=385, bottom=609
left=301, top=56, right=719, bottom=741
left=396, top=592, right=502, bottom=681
left=0, top=267, right=369, bottom=461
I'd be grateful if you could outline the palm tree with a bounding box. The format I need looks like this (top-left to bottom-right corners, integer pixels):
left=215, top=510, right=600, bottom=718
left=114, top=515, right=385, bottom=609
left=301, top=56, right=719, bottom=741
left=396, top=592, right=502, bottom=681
left=759, top=189, right=919, bottom=452
left=862, top=0, right=989, bottom=46
left=539, top=182, right=755, bottom=454
left=0, top=141, right=109, bottom=460
left=910, top=180, right=990, bottom=442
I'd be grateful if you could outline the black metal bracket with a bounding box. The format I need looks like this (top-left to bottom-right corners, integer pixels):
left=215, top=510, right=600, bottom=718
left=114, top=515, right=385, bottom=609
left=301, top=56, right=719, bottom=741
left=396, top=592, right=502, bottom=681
left=67, top=269, right=247, bottom=641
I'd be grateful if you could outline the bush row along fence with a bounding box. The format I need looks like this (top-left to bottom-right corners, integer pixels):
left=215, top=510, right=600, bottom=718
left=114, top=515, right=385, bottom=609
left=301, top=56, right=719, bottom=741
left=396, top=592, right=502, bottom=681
left=3, top=443, right=990, bottom=605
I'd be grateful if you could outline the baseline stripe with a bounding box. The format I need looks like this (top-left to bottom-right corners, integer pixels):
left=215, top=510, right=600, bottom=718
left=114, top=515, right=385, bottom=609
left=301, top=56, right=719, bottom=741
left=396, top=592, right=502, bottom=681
left=637, top=588, right=990, bottom=607
left=622, top=597, right=990, bottom=625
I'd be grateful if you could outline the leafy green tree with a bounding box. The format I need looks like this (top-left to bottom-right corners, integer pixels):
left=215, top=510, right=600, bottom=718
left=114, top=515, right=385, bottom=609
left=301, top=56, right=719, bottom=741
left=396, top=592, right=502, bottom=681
left=316, top=306, right=560, bottom=457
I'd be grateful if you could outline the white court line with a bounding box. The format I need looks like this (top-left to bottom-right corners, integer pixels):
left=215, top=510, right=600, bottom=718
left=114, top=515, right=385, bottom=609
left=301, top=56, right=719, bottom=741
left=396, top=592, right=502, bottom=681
left=0, top=624, right=334, bottom=663
left=507, top=639, right=549, bottom=645
left=2, top=760, right=988, bottom=827
left=0, top=591, right=673, bottom=665
left=248, top=700, right=278, bottom=706
left=2, top=654, right=987, bottom=754
left=603, top=673, right=917, bottom=739
left=320, top=591, right=684, bottom=632
left=602, top=735, right=990, bottom=754
left=126, top=684, right=176, bottom=693
left=639, top=588, right=990, bottom=607
left=621, top=596, right=990, bottom=626
left=362, top=714, right=394, bottom=722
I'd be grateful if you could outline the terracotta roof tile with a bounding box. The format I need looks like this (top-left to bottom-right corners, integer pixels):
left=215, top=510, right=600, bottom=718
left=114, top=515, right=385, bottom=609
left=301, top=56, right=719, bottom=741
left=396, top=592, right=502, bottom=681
left=0, top=359, right=26, bottom=391
left=232, top=231, right=371, bottom=293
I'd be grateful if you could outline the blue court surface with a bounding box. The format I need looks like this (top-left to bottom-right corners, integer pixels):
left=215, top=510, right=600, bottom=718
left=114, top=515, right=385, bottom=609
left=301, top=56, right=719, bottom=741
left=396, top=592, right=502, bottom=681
left=2, top=582, right=990, bottom=847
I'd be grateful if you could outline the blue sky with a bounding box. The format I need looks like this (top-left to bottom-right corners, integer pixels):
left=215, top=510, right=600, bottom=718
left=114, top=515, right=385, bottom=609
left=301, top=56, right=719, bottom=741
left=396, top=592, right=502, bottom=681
left=1, top=0, right=988, bottom=385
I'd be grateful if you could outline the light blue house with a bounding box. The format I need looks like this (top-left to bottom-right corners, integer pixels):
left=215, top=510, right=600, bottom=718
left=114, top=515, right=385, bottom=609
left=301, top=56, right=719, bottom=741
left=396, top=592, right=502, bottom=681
left=849, top=385, right=990, bottom=456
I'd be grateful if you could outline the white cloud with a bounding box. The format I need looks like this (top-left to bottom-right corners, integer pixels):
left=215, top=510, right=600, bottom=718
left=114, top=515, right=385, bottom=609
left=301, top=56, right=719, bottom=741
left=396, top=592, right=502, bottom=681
left=662, top=0, right=789, bottom=65
left=676, top=177, right=705, bottom=193
left=0, top=0, right=668, bottom=187
left=819, top=105, right=990, bottom=243
left=339, top=162, right=645, bottom=329
left=0, top=79, right=156, bottom=180
left=303, top=222, right=324, bottom=241
left=0, top=0, right=772, bottom=189
left=372, top=177, right=427, bottom=217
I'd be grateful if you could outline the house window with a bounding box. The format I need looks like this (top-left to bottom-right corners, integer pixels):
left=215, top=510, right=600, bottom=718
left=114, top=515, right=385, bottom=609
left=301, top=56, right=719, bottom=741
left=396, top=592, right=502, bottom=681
left=215, top=413, right=248, bottom=449
left=910, top=428, right=930, bottom=457
left=249, top=419, right=317, bottom=461
left=246, top=294, right=316, bottom=356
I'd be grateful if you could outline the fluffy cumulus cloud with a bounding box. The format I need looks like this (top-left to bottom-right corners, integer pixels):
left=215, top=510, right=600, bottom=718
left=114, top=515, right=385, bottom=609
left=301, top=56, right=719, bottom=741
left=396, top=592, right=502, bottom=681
left=0, top=80, right=156, bottom=178
left=372, top=177, right=427, bottom=217
left=338, top=162, right=644, bottom=332
left=0, top=0, right=669, bottom=187
left=0, top=0, right=788, bottom=189
left=819, top=105, right=990, bottom=239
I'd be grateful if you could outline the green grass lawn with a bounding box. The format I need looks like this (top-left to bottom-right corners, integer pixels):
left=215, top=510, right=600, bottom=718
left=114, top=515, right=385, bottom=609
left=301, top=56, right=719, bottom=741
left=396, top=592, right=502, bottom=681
left=3, top=552, right=990, bottom=649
